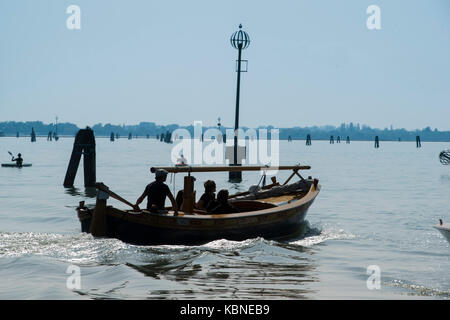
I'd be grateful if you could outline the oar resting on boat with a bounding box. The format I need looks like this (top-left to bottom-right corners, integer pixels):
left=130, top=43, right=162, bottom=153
left=95, top=182, right=140, bottom=211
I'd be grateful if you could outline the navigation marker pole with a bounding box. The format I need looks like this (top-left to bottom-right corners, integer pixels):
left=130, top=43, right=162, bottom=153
left=229, top=24, right=250, bottom=183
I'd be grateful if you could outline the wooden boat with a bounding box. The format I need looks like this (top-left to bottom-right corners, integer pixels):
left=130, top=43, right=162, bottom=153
left=76, top=165, right=320, bottom=245
left=1, top=163, right=32, bottom=167
left=434, top=220, right=450, bottom=244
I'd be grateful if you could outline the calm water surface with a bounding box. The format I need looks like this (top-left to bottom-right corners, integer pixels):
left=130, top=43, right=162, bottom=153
left=0, top=137, right=449, bottom=299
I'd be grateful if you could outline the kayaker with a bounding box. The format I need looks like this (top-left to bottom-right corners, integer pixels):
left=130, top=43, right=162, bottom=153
left=11, top=153, right=23, bottom=167
left=135, top=169, right=179, bottom=216
left=209, top=189, right=239, bottom=214
left=196, top=180, right=216, bottom=211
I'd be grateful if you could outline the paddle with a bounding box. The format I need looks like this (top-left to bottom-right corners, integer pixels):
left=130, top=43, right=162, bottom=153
left=8, top=151, right=13, bottom=160
left=95, top=182, right=139, bottom=211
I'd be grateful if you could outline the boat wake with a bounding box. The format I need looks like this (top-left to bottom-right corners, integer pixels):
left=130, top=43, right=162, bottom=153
left=286, top=221, right=356, bottom=247
left=0, top=232, right=130, bottom=265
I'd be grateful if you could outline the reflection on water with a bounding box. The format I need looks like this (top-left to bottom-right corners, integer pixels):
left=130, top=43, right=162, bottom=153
left=120, top=239, right=318, bottom=299
left=64, top=186, right=97, bottom=198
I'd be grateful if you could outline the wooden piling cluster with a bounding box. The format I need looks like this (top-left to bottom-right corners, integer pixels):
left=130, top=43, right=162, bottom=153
left=306, top=134, right=312, bottom=146
left=159, top=131, right=172, bottom=143
left=63, top=128, right=96, bottom=187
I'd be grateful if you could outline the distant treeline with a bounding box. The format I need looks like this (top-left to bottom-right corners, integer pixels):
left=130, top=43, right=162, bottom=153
left=1, top=121, right=450, bottom=141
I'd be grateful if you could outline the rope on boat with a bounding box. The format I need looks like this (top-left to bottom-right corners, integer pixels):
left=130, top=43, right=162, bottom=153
left=439, top=150, right=450, bottom=165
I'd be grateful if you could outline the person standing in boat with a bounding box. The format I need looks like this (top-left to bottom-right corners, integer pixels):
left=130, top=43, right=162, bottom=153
left=11, top=153, right=23, bottom=167
left=135, top=169, right=179, bottom=216
left=196, top=180, right=216, bottom=212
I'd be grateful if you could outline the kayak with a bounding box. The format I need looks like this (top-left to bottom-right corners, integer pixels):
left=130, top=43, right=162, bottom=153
left=1, top=163, right=32, bottom=167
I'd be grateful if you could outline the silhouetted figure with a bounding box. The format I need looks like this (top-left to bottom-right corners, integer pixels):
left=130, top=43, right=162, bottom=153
left=346, top=136, right=350, bottom=144
left=196, top=180, right=216, bottom=212
left=135, top=169, right=178, bottom=215
left=209, top=190, right=239, bottom=214
left=416, top=136, right=421, bottom=148
left=330, top=135, right=334, bottom=144
left=374, top=136, right=379, bottom=148
left=12, top=153, right=23, bottom=167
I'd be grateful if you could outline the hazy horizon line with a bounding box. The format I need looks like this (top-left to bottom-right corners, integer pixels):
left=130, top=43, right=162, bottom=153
left=1, top=120, right=448, bottom=133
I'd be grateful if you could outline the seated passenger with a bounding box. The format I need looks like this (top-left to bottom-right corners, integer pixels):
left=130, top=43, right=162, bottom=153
left=196, top=180, right=216, bottom=211
left=175, top=190, right=184, bottom=211
left=209, top=189, right=239, bottom=214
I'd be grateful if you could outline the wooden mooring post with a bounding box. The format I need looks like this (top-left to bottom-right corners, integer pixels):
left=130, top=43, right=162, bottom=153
left=31, top=128, right=36, bottom=142
left=306, top=134, right=312, bottom=146
left=416, top=136, right=421, bottom=148
left=374, top=136, right=380, bottom=148
left=63, top=128, right=96, bottom=187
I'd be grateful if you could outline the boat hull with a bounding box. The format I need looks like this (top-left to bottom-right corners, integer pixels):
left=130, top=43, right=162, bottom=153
left=79, top=186, right=320, bottom=245
left=434, top=224, right=450, bottom=244
left=1, top=163, right=32, bottom=167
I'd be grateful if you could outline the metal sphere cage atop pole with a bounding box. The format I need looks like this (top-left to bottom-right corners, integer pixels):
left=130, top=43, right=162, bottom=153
left=230, top=24, right=251, bottom=50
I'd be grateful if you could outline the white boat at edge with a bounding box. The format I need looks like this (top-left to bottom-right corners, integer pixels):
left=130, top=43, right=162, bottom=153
left=434, top=222, right=450, bottom=244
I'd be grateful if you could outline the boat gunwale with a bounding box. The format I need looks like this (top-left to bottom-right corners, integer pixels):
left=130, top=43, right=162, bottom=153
left=107, top=184, right=320, bottom=222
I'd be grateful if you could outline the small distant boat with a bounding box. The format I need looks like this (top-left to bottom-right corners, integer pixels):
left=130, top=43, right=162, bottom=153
left=434, top=220, right=450, bottom=244
left=76, top=165, right=320, bottom=245
left=1, top=163, right=32, bottom=167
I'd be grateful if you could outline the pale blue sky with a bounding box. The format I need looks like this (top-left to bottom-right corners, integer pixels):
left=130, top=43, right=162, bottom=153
left=1, top=0, right=449, bottom=130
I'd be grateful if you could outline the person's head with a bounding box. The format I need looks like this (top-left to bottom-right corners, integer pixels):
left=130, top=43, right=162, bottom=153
left=204, top=180, right=216, bottom=193
left=155, top=169, right=168, bottom=182
left=18, top=153, right=22, bottom=157
left=217, top=189, right=229, bottom=204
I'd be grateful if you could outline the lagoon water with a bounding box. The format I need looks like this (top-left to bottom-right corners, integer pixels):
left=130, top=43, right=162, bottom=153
left=0, top=136, right=449, bottom=299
